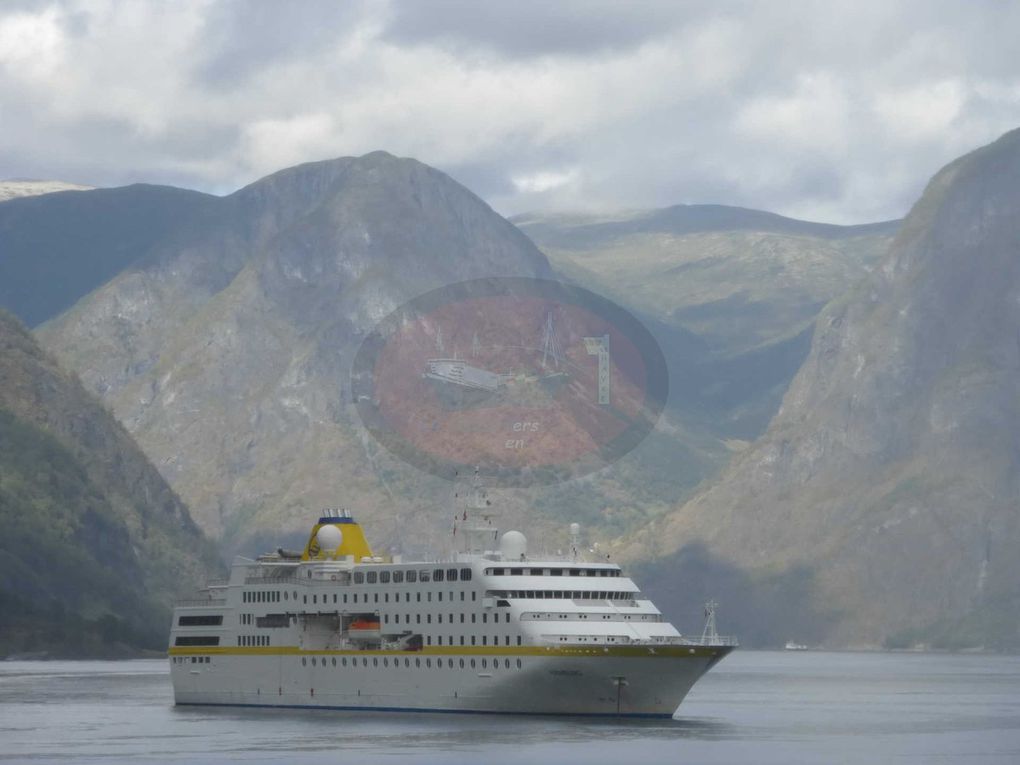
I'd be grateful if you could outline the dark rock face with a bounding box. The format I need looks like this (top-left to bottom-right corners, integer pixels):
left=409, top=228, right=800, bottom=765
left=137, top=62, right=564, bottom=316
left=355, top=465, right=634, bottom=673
left=638, top=130, right=1020, bottom=648
left=36, top=153, right=555, bottom=550
left=0, top=310, right=220, bottom=657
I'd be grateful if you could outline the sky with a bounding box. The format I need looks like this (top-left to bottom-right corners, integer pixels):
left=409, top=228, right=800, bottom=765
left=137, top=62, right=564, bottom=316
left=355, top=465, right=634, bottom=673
left=1, top=0, right=1018, bottom=224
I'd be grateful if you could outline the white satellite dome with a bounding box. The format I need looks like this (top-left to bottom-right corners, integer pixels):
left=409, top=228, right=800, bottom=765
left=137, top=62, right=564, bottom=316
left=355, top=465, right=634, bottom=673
left=316, top=524, right=343, bottom=553
left=499, top=530, right=527, bottom=561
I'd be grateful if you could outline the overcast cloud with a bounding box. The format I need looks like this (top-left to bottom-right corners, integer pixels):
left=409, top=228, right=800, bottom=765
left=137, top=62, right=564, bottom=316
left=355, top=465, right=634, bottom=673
left=1, top=0, right=1018, bottom=223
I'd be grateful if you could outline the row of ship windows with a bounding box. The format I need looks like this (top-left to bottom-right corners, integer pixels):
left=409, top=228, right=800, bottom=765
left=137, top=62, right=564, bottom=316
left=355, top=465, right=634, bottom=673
left=302, top=655, right=523, bottom=671
left=313, top=591, right=478, bottom=605
left=419, top=635, right=521, bottom=647
left=232, top=611, right=515, bottom=630
left=243, top=590, right=480, bottom=606
left=175, top=636, right=220, bottom=646
left=354, top=567, right=473, bottom=584
left=487, top=590, right=638, bottom=601
left=239, top=588, right=634, bottom=608
left=383, top=611, right=511, bottom=625
left=171, top=655, right=526, bottom=670
left=237, top=611, right=513, bottom=628
left=174, top=635, right=521, bottom=648
left=484, top=567, right=620, bottom=577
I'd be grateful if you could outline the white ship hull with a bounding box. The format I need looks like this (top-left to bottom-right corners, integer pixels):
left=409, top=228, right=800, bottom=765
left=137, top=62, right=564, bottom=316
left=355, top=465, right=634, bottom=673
left=169, top=513, right=736, bottom=718
left=171, top=646, right=729, bottom=717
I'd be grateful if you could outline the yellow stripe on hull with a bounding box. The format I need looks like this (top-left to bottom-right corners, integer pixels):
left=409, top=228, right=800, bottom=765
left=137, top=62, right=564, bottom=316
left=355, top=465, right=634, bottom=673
left=168, top=644, right=731, bottom=659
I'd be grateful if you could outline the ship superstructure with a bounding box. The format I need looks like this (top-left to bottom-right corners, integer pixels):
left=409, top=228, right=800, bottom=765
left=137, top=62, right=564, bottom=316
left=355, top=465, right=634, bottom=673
left=169, top=507, right=736, bottom=717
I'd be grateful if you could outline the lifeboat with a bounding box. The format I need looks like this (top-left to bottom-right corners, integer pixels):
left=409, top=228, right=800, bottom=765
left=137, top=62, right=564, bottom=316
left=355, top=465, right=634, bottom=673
left=347, top=619, right=381, bottom=640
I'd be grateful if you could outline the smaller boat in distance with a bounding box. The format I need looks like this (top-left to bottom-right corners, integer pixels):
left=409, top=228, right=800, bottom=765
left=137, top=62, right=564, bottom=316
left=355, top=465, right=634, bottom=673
left=784, top=641, right=809, bottom=651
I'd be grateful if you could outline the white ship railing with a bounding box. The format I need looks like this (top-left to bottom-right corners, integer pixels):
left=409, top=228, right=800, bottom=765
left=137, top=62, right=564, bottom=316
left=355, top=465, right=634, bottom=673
left=674, top=634, right=739, bottom=647
left=539, top=634, right=738, bottom=648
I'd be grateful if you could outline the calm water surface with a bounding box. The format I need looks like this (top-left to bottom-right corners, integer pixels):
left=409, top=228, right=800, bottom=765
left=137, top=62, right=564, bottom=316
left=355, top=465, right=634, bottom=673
left=1, top=651, right=1018, bottom=764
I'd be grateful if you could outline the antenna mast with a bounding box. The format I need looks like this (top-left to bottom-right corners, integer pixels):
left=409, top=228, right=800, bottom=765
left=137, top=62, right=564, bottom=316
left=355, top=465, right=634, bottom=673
left=457, top=468, right=499, bottom=554
left=701, top=600, right=719, bottom=644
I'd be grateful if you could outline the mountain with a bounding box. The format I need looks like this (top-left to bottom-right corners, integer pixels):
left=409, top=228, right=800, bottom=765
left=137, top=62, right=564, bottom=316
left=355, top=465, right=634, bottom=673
left=3, top=153, right=729, bottom=564
left=627, top=129, right=1020, bottom=650
left=0, top=310, right=221, bottom=658
left=514, top=206, right=897, bottom=356
left=9, top=154, right=899, bottom=568
left=32, top=153, right=583, bottom=554
left=0, top=179, right=94, bottom=203
left=516, top=207, right=898, bottom=437
left=0, top=184, right=215, bottom=327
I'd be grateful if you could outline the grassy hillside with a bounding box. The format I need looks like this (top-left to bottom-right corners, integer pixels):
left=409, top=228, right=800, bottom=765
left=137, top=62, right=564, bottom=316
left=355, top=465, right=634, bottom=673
left=0, top=310, right=221, bottom=657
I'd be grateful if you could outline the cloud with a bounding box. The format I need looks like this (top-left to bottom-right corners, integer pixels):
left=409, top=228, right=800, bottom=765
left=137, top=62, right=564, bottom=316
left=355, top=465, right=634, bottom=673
left=512, top=168, right=578, bottom=194
left=0, top=0, right=1018, bottom=223
left=380, top=0, right=684, bottom=58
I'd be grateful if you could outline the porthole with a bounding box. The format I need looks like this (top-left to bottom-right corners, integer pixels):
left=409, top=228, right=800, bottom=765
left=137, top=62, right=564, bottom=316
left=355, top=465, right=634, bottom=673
left=302, top=657, right=307, bottom=666
left=470, top=659, right=476, bottom=668
left=416, top=658, right=421, bottom=667
left=459, top=658, right=465, bottom=668
left=383, top=658, right=389, bottom=667
left=373, top=657, right=378, bottom=667
left=405, top=658, right=410, bottom=667
left=311, top=657, right=317, bottom=666
left=332, top=657, right=337, bottom=667
left=481, top=659, right=487, bottom=669
left=342, top=657, right=348, bottom=667
left=447, top=658, right=453, bottom=668
left=505, top=659, right=510, bottom=669
left=426, top=658, right=432, bottom=668
left=362, top=657, right=368, bottom=667
left=516, top=659, right=522, bottom=669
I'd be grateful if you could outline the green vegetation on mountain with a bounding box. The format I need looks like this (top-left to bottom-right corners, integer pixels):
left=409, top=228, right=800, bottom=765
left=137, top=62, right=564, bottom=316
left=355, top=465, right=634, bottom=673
left=0, top=310, right=221, bottom=658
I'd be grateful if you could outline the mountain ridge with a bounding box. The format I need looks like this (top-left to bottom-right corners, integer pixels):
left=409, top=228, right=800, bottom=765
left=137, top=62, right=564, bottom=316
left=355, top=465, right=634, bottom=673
left=512, top=204, right=900, bottom=249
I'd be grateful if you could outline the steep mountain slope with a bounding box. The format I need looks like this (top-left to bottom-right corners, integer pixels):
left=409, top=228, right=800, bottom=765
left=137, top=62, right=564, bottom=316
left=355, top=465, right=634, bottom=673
left=516, top=208, right=898, bottom=437
left=34, top=153, right=584, bottom=553
left=0, top=310, right=221, bottom=657
left=629, top=129, right=1020, bottom=649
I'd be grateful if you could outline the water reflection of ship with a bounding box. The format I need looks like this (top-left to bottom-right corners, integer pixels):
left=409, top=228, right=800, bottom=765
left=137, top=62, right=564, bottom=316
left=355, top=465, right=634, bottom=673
left=423, top=359, right=568, bottom=410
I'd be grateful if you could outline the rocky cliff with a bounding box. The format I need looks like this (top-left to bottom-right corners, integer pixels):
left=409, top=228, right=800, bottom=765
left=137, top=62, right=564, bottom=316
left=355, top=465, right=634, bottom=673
left=632, top=129, right=1020, bottom=649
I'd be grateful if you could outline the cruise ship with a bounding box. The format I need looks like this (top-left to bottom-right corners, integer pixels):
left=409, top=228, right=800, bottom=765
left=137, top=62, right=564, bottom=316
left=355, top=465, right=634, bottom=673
left=169, top=501, right=737, bottom=717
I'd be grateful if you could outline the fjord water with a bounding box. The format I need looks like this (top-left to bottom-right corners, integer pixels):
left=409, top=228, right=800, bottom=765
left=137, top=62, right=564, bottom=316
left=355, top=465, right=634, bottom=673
left=1, top=652, right=1018, bottom=764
